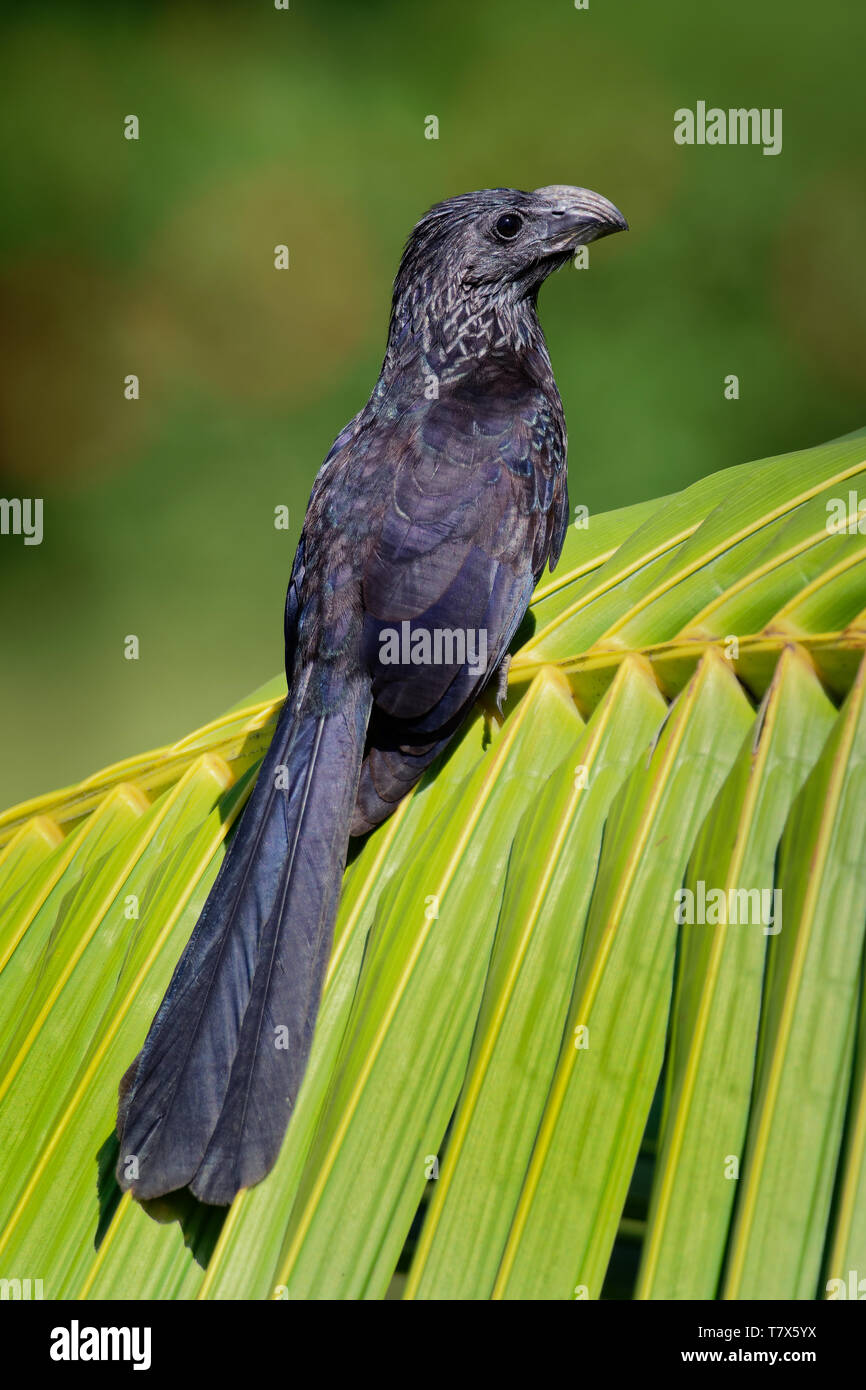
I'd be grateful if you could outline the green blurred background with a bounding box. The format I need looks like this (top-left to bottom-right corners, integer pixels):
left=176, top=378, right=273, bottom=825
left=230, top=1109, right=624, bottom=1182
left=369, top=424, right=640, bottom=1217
left=1, top=0, right=863, bottom=811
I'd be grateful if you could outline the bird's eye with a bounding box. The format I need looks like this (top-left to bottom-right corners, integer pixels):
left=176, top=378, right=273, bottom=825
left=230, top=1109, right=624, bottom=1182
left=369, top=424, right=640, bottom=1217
left=494, top=212, right=523, bottom=241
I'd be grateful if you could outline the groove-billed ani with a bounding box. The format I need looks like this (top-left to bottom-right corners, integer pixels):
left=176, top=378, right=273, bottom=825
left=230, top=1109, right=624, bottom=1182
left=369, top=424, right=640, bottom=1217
left=116, top=184, right=627, bottom=1205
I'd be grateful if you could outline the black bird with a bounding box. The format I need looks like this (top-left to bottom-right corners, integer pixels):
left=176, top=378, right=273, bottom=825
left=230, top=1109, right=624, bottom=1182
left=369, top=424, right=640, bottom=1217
left=116, top=184, right=627, bottom=1205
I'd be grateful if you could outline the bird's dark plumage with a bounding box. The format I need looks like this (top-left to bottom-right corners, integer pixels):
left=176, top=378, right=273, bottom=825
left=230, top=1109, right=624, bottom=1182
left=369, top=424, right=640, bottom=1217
left=116, top=184, right=627, bottom=1204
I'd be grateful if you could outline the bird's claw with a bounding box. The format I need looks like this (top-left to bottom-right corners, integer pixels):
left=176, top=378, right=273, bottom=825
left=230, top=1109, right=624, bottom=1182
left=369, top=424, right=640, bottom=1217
left=493, top=654, right=511, bottom=717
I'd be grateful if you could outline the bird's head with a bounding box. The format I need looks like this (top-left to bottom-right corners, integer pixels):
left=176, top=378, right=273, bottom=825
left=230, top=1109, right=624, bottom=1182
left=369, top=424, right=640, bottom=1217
left=386, top=185, right=627, bottom=371
left=393, top=184, right=627, bottom=307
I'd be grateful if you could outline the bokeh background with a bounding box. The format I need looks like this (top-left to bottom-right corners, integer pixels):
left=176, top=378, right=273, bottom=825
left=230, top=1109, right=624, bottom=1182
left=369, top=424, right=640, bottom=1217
left=1, top=0, right=864, bottom=810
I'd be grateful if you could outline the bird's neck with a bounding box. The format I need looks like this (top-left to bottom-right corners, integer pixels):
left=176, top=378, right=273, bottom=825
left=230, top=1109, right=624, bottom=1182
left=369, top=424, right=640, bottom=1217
left=381, top=279, right=549, bottom=390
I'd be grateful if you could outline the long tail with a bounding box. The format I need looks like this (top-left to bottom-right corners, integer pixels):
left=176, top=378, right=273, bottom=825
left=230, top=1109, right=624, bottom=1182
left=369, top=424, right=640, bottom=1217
left=116, top=668, right=371, bottom=1205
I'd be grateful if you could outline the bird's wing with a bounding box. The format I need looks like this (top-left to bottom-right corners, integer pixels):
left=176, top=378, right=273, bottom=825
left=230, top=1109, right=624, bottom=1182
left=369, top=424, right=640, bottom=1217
left=284, top=408, right=365, bottom=675
left=360, top=366, right=566, bottom=730
left=339, top=367, right=566, bottom=831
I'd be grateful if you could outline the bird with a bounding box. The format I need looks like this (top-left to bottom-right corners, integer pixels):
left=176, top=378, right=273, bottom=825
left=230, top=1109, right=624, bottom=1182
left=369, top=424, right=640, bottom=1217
left=115, top=184, right=628, bottom=1206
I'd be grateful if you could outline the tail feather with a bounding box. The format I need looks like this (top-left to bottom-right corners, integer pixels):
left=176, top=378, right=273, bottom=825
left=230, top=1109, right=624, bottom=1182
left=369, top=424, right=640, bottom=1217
left=116, top=670, right=371, bottom=1205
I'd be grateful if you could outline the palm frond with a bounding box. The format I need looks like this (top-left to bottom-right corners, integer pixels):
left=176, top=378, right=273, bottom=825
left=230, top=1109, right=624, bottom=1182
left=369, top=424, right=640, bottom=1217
left=1, top=429, right=865, bottom=1299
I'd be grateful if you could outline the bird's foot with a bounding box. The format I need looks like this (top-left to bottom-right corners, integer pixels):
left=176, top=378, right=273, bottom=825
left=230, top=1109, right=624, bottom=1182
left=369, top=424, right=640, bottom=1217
left=494, top=654, right=511, bottom=715
left=482, top=654, right=511, bottom=726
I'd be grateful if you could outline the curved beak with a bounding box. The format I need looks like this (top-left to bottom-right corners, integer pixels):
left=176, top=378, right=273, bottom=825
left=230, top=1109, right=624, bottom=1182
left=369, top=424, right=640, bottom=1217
left=533, top=184, right=628, bottom=251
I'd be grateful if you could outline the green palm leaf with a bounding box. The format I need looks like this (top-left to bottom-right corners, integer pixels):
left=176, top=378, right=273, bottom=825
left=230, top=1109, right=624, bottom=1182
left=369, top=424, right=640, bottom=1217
left=1, top=429, right=865, bottom=1299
